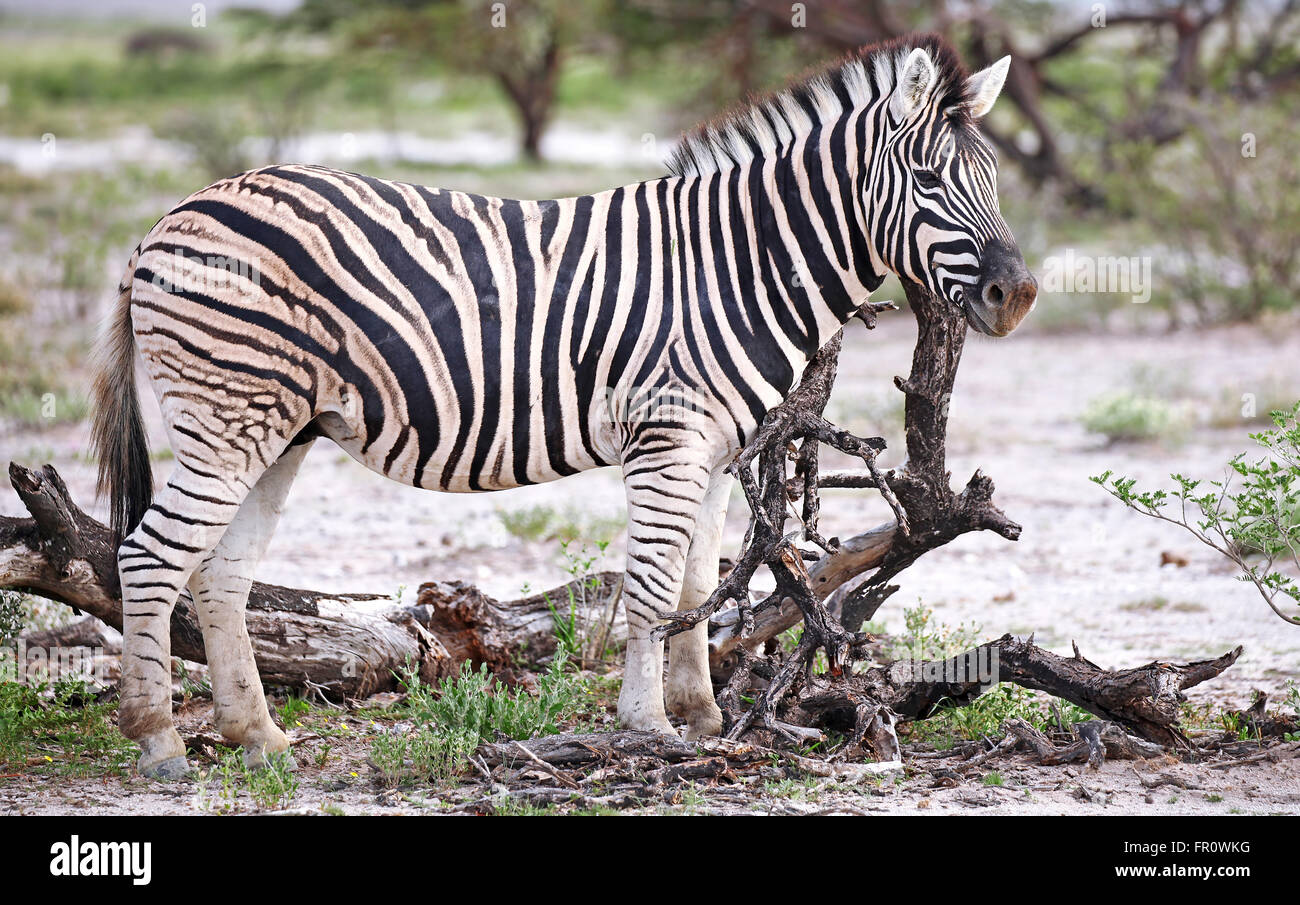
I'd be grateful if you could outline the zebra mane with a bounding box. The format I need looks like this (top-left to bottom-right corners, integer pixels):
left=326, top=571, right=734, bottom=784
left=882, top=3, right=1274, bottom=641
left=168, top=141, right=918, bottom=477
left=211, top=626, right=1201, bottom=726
left=665, top=33, right=972, bottom=179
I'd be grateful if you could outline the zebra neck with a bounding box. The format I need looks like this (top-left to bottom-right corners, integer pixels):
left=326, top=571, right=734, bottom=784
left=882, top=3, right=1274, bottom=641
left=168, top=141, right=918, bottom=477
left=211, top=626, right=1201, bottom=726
left=680, top=142, right=885, bottom=376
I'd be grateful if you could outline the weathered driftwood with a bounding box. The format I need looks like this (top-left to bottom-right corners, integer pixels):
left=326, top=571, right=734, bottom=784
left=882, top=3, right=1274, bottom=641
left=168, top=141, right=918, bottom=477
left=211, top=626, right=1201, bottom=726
left=19, top=614, right=120, bottom=652
left=412, top=574, right=622, bottom=683
left=0, top=462, right=619, bottom=697
left=789, top=635, right=1242, bottom=752
left=999, top=718, right=1167, bottom=769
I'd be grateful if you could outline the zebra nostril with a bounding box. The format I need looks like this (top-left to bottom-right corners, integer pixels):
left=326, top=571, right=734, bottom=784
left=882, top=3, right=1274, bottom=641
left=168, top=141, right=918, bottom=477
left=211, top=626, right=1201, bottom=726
left=985, top=282, right=1004, bottom=305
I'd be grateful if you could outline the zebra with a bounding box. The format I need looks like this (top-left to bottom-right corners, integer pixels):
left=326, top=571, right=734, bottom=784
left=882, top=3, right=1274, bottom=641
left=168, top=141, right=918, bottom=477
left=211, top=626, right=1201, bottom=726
left=90, top=34, right=1037, bottom=779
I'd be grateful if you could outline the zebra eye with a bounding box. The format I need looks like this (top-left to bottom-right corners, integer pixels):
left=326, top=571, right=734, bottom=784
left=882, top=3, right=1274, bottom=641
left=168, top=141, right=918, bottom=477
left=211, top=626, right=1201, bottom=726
left=914, top=169, right=943, bottom=190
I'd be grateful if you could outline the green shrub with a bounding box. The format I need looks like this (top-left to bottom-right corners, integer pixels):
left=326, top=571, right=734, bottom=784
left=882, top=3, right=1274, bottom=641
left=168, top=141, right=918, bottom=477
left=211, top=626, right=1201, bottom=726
left=546, top=540, right=619, bottom=667
left=0, top=676, right=135, bottom=776
left=1081, top=391, right=1190, bottom=445
left=0, top=278, right=29, bottom=317
left=498, top=504, right=624, bottom=545
left=0, top=387, right=90, bottom=430
left=406, top=655, right=589, bottom=743
left=370, top=655, right=592, bottom=788
left=1093, top=402, right=1300, bottom=625
left=369, top=724, right=479, bottom=788
left=197, top=747, right=299, bottom=813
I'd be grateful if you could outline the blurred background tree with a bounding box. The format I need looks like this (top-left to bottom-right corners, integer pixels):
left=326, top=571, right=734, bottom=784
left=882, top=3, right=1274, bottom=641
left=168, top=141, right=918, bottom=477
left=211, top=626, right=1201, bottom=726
left=288, top=0, right=617, bottom=161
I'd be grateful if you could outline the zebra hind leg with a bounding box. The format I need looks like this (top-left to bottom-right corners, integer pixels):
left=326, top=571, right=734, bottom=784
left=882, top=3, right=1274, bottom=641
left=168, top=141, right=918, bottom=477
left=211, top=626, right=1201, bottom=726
left=117, top=464, right=259, bottom=779
left=665, top=468, right=730, bottom=740
left=188, top=440, right=313, bottom=770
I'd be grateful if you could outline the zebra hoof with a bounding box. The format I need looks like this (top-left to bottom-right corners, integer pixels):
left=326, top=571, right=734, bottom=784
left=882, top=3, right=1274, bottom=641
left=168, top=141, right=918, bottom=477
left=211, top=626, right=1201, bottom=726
left=683, top=706, right=723, bottom=742
left=140, top=755, right=192, bottom=781
left=624, top=718, right=680, bottom=738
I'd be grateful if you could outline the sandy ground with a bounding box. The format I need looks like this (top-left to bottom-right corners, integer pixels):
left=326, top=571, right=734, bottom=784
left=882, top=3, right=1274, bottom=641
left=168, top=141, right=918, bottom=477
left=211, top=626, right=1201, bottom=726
left=1, top=702, right=1295, bottom=816
left=3, top=316, right=1299, bottom=814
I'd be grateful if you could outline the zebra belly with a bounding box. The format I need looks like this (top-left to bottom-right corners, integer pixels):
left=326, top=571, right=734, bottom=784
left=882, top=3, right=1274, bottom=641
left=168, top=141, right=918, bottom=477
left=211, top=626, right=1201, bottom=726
left=311, top=400, right=609, bottom=493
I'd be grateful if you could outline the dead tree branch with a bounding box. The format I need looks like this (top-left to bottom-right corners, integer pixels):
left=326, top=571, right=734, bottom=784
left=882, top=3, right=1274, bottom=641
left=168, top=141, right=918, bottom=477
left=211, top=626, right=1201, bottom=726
left=0, top=462, right=617, bottom=697
left=668, top=281, right=1020, bottom=746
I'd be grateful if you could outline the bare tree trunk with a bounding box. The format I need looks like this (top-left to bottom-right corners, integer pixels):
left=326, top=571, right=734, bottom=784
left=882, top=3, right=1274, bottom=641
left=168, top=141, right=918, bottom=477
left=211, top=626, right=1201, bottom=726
left=495, top=35, right=560, bottom=162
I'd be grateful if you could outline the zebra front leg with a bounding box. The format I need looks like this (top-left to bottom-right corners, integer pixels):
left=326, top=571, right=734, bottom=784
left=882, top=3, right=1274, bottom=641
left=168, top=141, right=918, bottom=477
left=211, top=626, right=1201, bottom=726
left=666, top=468, right=730, bottom=740
left=118, top=467, right=248, bottom=779
left=618, top=451, right=712, bottom=736
left=189, top=441, right=312, bottom=770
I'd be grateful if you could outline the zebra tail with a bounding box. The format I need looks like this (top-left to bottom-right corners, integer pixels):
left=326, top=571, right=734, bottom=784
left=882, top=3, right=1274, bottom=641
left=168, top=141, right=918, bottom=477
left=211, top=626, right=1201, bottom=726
left=90, top=245, right=153, bottom=548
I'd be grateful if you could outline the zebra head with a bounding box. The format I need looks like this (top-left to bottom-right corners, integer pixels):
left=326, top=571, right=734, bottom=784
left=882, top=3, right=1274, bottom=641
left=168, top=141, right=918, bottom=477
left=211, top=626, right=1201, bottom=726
left=871, top=44, right=1037, bottom=337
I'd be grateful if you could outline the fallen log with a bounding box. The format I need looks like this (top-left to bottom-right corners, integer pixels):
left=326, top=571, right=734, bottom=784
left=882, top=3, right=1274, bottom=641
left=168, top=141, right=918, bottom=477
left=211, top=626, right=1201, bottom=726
left=19, top=614, right=119, bottom=652
left=0, top=462, right=618, bottom=697
left=999, top=718, right=1167, bottom=768
left=791, top=635, right=1241, bottom=751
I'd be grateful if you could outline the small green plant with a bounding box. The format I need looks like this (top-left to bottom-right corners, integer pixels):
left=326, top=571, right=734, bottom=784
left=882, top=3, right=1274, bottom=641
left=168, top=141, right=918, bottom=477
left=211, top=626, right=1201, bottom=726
left=175, top=659, right=211, bottom=702
left=197, top=747, right=299, bottom=813
left=1093, top=402, right=1300, bottom=625
left=370, top=655, right=595, bottom=788
left=544, top=540, right=618, bottom=668
left=776, top=624, right=829, bottom=675
left=491, top=793, right=558, bottom=816
left=1081, top=391, right=1190, bottom=445
left=983, top=771, right=1005, bottom=787
left=908, top=683, right=1095, bottom=749
left=888, top=603, right=983, bottom=661
left=1217, top=711, right=1262, bottom=742
left=369, top=724, right=479, bottom=788
left=0, top=675, right=135, bottom=776
left=277, top=695, right=311, bottom=729
left=405, top=655, right=590, bottom=743
left=248, top=751, right=299, bottom=810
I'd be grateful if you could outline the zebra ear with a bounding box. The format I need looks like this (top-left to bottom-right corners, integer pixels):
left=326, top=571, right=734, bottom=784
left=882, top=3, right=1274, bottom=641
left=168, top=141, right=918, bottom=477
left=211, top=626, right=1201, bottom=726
left=964, top=56, right=1011, bottom=119
left=889, top=48, right=937, bottom=123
